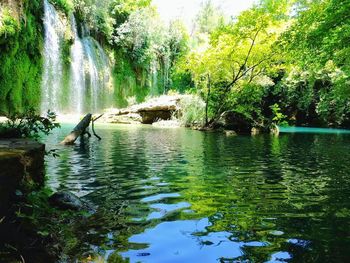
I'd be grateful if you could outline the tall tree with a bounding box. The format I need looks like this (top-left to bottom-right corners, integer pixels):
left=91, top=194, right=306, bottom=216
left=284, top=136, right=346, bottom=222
left=187, top=6, right=286, bottom=124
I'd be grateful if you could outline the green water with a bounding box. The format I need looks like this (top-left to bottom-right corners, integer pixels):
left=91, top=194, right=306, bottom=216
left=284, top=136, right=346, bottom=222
left=279, top=126, right=350, bottom=134
left=45, top=125, right=350, bottom=262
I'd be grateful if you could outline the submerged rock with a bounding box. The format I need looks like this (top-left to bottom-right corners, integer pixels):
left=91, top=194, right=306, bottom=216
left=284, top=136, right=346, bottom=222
left=49, top=191, right=90, bottom=211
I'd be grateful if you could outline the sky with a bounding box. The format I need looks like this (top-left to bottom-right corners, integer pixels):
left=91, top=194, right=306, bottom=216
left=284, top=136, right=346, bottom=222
left=152, top=0, right=257, bottom=28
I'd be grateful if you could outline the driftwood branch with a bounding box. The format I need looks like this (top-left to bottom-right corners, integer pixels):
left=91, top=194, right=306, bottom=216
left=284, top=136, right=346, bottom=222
left=93, top=114, right=104, bottom=122
left=92, top=114, right=103, bottom=140
left=60, top=114, right=92, bottom=145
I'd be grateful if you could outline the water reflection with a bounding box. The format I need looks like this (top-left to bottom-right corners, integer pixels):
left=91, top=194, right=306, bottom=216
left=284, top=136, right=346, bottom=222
left=122, top=218, right=269, bottom=263
left=44, top=125, right=350, bottom=262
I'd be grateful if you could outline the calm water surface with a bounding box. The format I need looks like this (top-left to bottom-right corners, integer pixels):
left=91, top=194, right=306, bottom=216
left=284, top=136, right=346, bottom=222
left=45, top=124, right=350, bottom=262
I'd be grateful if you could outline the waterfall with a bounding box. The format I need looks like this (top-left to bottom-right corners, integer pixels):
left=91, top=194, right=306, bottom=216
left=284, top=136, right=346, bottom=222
left=150, top=60, right=158, bottom=95
left=82, top=35, right=112, bottom=113
left=41, top=0, right=64, bottom=114
left=69, top=15, right=85, bottom=114
left=82, top=37, right=99, bottom=112
left=41, top=0, right=113, bottom=115
left=95, top=40, right=113, bottom=108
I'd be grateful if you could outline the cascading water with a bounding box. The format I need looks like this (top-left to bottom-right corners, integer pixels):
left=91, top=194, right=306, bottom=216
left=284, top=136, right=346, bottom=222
left=94, top=40, right=113, bottom=108
left=69, top=15, right=85, bottom=114
left=41, top=0, right=113, bottom=114
left=82, top=37, right=99, bottom=113
left=81, top=24, right=112, bottom=113
left=150, top=60, right=158, bottom=95
left=41, top=0, right=64, bottom=114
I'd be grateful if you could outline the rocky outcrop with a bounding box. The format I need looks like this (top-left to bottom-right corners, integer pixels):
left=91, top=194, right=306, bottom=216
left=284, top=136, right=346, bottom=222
left=102, top=95, right=188, bottom=124
left=103, top=111, right=142, bottom=124
left=0, top=139, right=45, bottom=214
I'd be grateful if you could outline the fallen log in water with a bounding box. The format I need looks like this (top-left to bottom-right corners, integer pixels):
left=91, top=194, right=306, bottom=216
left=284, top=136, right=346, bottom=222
left=60, top=114, right=92, bottom=145
left=60, top=113, right=104, bottom=145
left=91, top=114, right=103, bottom=140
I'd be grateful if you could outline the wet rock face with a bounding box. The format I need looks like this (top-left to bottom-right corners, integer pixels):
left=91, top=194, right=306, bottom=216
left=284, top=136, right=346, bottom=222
left=0, top=139, right=45, bottom=214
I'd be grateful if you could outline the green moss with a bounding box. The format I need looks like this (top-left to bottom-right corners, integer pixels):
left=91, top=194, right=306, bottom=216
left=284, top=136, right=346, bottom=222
left=59, top=61, right=72, bottom=111
left=112, top=49, right=165, bottom=107
left=0, top=0, right=43, bottom=114
left=61, top=37, right=73, bottom=65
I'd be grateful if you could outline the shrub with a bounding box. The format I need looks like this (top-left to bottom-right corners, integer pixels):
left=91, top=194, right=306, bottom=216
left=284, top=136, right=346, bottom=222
left=0, top=109, right=60, bottom=139
left=0, top=8, right=20, bottom=39
left=50, top=0, right=73, bottom=15
left=178, top=95, right=206, bottom=127
left=270, top=103, right=288, bottom=126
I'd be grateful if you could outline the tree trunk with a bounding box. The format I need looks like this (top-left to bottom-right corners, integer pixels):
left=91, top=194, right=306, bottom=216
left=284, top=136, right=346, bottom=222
left=205, top=74, right=211, bottom=126
left=60, top=114, right=92, bottom=145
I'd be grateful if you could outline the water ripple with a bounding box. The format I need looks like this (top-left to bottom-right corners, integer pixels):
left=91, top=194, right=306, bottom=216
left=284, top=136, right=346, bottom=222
left=44, top=124, right=350, bottom=262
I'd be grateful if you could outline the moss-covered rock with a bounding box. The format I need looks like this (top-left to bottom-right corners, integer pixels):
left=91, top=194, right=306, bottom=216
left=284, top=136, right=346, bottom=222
left=0, top=139, right=45, bottom=214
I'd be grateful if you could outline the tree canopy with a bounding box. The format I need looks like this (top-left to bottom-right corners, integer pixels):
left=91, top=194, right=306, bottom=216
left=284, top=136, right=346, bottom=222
left=177, top=0, right=350, bottom=128
left=0, top=0, right=349, bottom=127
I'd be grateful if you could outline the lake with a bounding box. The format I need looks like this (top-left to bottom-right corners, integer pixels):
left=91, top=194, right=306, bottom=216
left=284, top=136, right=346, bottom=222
left=45, top=124, right=350, bottom=262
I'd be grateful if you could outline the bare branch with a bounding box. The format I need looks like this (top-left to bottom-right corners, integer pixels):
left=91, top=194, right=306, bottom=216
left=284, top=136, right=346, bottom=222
left=239, top=27, right=262, bottom=76
left=221, top=26, right=263, bottom=93
left=241, top=54, right=273, bottom=78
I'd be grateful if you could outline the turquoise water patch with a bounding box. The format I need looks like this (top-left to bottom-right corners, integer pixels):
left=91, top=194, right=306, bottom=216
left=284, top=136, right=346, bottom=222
left=279, top=126, right=350, bottom=134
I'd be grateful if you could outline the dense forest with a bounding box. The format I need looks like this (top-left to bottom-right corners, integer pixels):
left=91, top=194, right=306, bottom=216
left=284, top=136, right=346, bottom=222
left=0, top=0, right=349, bottom=129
